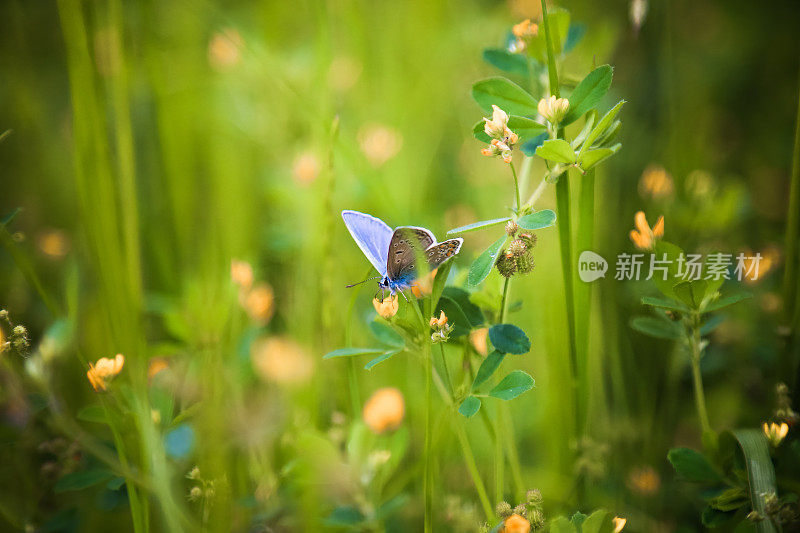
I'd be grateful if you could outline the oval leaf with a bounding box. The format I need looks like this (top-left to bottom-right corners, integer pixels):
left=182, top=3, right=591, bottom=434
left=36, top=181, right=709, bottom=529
left=458, top=396, right=481, bottom=418
left=667, top=447, right=723, bottom=483
left=369, top=321, right=404, bottom=347
left=482, top=48, right=530, bottom=75
left=468, top=234, right=507, bottom=286
left=630, top=316, right=683, bottom=340
left=535, top=138, right=575, bottom=164
left=471, top=77, right=538, bottom=116
left=517, top=210, right=557, bottom=230
left=472, top=351, right=506, bottom=390
left=562, top=65, right=613, bottom=125
left=364, top=349, right=401, bottom=371
left=488, top=324, right=531, bottom=354
left=489, top=370, right=534, bottom=400
left=54, top=469, right=113, bottom=493
left=507, top=115, right=547, bottom=142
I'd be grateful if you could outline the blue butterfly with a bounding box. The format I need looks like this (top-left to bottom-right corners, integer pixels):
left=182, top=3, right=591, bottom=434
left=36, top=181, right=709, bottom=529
left=342, top=210, right=463, bottom=296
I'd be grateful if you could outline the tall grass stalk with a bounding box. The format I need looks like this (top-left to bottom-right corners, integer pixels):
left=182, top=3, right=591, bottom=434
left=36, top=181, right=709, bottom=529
left=784, top=71, right=800, bottom=387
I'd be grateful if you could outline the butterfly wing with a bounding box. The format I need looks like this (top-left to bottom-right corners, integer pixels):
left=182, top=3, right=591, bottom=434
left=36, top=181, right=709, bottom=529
left=425, top=238, right=464, bottom=269
left=342, top=210, right=393, bottom=277
left=386, top=227, right=436, bottom=282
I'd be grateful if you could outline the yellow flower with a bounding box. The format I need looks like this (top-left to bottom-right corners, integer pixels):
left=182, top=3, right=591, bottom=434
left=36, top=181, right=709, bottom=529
left=763, top=421, right=789, bottom=447
left=373, top=294, right=399, bottom=319
left=208, top=28, right=243, bottom=70
left=292, top=151, right=321, bottom=186
left=429, top=311, right=447, bottom=328
left=481, top=105, right=518, bottom=164
left=638, top=164, right=674, bottom=200
left=629, top=211, right=664, bottom=250
left=512, top=19, right=538, bottom=39
left=87, top=354, right=125, bottom=392
left=244, top=283, right=275, bottom=324
left=483, top=104, right=510, bottom=139
left=470, top=327, right=489, bottom=356
left=613, top=517, right=627, bottom=532
left=482, top=139, right=514, bottom=164
left=537, top=95, right=570, bottom=124
left=251, top=337, right=314, bottom=386
left=503, top=513, right=531, bottom=533
left=358, top=124, right=403, bottom=167
left=230, top=259, right=254, bottom=290
left=363, top=388, right=405, bottom=433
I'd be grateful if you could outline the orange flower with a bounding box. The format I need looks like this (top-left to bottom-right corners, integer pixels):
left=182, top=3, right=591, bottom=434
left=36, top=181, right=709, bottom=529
left=148, top=357, right=169, bottom=380
left=627, top=465, right=660, bottom=496
left=613, top=517, right=627, bottom=532
left=373, top=294, right=399, bottom=319
left=503, top=514, right=530, bottom=533
left=638, top=165, right=674, bottom=200
left=230, top=259, right=254, bottom=290
left=292, top=151, right=321, bottom=185
left=251, top=337, right=314, bottom=385
left=410, top=268, right=437, bottom=298
left=470, top=328, right=489, bottom=356
left=208, top=28, right=243, bottom=70
left=244, top=283, right=275, bottom=324
left=429, top=311, right=448, bottom=328
left=629, top=211, right=664, bottom=250
left=363, top=388, right=405, bottom=433
left=87, top=354, right=125, bottom=391
left=512, top=19, right=538, bottom=39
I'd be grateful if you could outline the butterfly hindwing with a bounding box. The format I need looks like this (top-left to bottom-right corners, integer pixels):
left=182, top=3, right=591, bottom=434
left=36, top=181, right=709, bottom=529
left=426, top=238, right=464, bottom=269
left=341, top=210, right=393, bottom=277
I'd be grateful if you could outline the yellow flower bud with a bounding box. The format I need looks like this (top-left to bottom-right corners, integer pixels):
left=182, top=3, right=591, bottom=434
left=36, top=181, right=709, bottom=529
left=763, top=421, right=789, bottom=447
left=613, top=517, right=627, bottom=532
left=537, top=95, right=570, bottom=124
left=373, top=294, right=399, bottom=319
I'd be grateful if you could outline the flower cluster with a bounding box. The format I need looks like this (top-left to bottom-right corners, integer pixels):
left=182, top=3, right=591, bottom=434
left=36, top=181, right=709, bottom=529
left=763, top=421, right=789, bottom=447
left=481, top=105, right=518, bottom=164
left=86, top=354, right=125, bottom=392
left=430, top=311, right=454, bottom=343
left=495, top=221, right=537, bottom=278
left=0, top=309, right=29, bottom=355
left=537, top=95, right=570, bottom=125
left=629, top=211, right=664, bottom=250
left=509, top=19, right=538, bottom=54
left=487, top=489, right=546, bottom=533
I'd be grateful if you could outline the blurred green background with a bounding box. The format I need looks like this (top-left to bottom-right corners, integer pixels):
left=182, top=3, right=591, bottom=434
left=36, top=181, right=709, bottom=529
left=0, top=0, right=799, bottom=531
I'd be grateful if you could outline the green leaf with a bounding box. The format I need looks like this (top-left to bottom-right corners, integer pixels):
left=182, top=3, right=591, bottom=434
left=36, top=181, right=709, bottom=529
left=641, top=295, right=691, bottom=313
left=364, top=350, right=402, bottom=371
left=323, top=348, right=385, bottom=360
left=472, top=120, right=492, bottom=143
left=562, top=65, right=613, bottom=125
left=578, top=145, right=620, bottom=171
left=673, top=280, right=709, bottom=310
left=701, top=506, right=735, bottom=528
left=708, top=487, right=748, bottom=512
left=468, top=234, right=507, bottom=286
left=54, top=469, right=114, bottom=493
left=77, top=404, right=107, bottom=424
left=471, top=77, right=538, bottom=116
left=578, top=100, right=626, bottom=158
left=472, top=351, right=506, bottom=389
left=535, top=138, right=575, bottom=164
left=488, top=324, right=531, bottom=354
left=482, top=48, right=530, bottom=75
left=489, top=370, right=534, bottom=400
left=581, top=509, right=615, bottom=533
left=458, top=396, right=481, bottom=418
left=548, top=516, right=573, bottom=533
left=630, top=316, right=683, bottom=340
left=442, top=287, right=484, bottom=327
left=508, top=115, right=547, bottom=141
left=703, top=292, right=752, bottom=313
left=369, top=321, right=404, bottom=347
left=723, top=429, right=779, bottom=533
left=436, top=295, right=472, bottom=337
left=447, top=217, right=510, bottom=235
left=106, top=476, right=126, bottom=491
left=667, top=447, right=723, bottom=483
left=651, top=241, right=687, bottom=300
left=517, top=209, right=557, bottom=230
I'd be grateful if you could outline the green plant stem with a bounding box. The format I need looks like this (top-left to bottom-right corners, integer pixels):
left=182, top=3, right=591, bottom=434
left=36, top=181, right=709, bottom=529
left=540, top=0, right=561, bottom=99
left=454, top=418, right=494, bottom=522
left=525, top=175, right=550, bottom=209
left=510, top=162, right=522, bottom=212
left=438, top=343, right=453, bottom=394
left=784, top=69, right=800, bottom=387
left=424, top=342, right=433, bottom=532
left=499, top=277, right=511, bottom=323
left=689, top=316, right=712, bottom=435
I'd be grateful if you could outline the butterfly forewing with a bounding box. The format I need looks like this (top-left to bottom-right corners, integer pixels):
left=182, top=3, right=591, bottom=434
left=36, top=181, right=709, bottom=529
left=386, top=227, right=435, bottom=282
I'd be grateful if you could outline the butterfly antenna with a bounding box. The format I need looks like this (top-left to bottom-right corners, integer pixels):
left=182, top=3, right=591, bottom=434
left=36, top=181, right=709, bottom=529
left=345, top=276, right=381, bottom=288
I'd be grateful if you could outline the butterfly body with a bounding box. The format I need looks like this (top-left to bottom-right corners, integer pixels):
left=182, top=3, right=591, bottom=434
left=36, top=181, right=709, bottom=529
left=342, top=210, right=463, bottom=295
